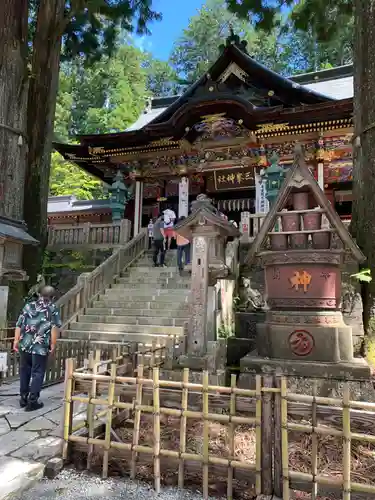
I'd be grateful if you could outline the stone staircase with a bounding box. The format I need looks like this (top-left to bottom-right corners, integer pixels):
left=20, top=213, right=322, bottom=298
left=63, top=249, right=190, bottom=345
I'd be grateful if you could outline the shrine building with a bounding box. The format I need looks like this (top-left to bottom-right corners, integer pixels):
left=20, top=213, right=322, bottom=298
left=53, top=33, right=354, bottom=236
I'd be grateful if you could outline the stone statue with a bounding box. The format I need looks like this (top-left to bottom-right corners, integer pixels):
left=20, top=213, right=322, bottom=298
left=239, top=276, right=265, bottom=311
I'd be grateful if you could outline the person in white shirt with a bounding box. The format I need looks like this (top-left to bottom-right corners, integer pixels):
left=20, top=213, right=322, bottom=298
left=163, top=207, right=176, bottom=250
left=147, top=219, right=154, bottom=249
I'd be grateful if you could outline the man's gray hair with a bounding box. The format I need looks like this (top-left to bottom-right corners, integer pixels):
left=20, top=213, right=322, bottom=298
left=38, top=285, right=56, bottom=299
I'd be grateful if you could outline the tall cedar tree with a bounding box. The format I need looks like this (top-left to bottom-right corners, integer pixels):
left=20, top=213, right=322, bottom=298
left=227, top=0, right=375, bottom=345
left=16, top=1, right=160, bottom=290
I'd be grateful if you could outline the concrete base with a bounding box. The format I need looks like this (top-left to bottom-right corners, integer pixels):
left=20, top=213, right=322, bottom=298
left=257, top=319, right=354, bottom=363
left=240, top=351, right=371, bottom=381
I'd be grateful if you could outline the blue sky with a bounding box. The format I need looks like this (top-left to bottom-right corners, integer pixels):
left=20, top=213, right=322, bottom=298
left=135, top=0, right=205, bottom=60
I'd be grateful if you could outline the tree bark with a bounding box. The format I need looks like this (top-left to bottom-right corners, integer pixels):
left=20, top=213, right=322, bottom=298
left=0, top=0, right=28, bottom=220
left=351, top=0, right=375, bottom=344
left=23, top=0, right=66, bottom=286
left=0, top=0, right=29, bottom=320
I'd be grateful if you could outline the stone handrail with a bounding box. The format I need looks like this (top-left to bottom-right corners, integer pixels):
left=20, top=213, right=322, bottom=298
left=56, top=229, right=148, bottom=328
left=47, top=219, right=131, bottom=249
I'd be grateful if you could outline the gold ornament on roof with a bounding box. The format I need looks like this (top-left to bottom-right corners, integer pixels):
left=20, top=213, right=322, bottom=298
left=88, top=146, right=106, bottom=156
left=256, top=123, right=290, bottom=134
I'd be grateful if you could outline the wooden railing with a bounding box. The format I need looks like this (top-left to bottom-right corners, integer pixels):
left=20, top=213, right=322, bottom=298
left=56, top=229, right=148, bottom=328
left=47, top=219, right=131, bottom=249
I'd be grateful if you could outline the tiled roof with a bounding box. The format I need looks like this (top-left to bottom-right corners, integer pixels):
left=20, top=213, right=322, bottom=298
left=48, top=195, right=111, bottom=214
left=127, top=67, right=354, bottom=131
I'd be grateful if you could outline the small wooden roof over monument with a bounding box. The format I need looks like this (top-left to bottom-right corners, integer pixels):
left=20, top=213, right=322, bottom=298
left=174, top=194, right=240, bottom=240
left=245, top=144, right=365, bottom=265
left=52, top=31, right=353, bottom=184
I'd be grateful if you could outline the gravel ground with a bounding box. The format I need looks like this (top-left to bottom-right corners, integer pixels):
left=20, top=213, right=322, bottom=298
left=15, top=469, right=224, bottom=500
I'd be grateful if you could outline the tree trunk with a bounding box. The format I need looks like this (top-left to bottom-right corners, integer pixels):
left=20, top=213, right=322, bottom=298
left=351, top=0, right=375, bottom=345
left=0, top=0, right=29, bottom=320
left=0, top=0, right=28, bottom=220
left=23, top=0, right=65, bottom=287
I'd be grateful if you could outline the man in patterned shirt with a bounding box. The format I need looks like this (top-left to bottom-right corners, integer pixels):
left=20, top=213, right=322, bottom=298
left=13, top=286, right=62, bottom=411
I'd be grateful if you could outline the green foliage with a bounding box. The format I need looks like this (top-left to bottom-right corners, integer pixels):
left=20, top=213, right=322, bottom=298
left=226, top=0, right=353, bottom=44
left=60, top=0, right=161, bottom=64
left=351, top=269, right=372, bottom=283
left=49, top=151, right=104, bottom=199
left=144, top=57, right=181, bottom=97
left=170, top=0, right=288, bottom=81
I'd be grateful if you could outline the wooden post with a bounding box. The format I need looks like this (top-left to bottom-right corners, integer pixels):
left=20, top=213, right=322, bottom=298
left=311, top=380, right=318, bottom=500
left=261, top=374, right=273, bottom=495
left=87, top=350, right=100, bottom=470
left=273, top=375, right=282, bottom=498
left=227, top=373, right=237, bottom=500
left=280, top=377, right=290, bottom=500
left=62, top=358, right=75, bottom=462
left=255, top=375, right=262, bottom=496
left=342, top=382, right=351, bottom=500
left=178, top=368, right=189, bottom=489
left=202, top=370, right=209, bottom=500
left=153, top=367, right=161, bottom=494
left=102, top=362, right=116, bottom=479
left=131, top=362, right=144, bottom=479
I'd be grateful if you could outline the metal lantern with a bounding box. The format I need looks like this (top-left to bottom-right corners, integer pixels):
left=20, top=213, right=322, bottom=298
left=263, top=152, right=285, bottom=207
left=109, top=170, right=127, bottom=222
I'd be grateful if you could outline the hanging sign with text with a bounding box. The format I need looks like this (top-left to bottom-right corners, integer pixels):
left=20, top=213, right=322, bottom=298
left=213, top=167, right=255, bottom=191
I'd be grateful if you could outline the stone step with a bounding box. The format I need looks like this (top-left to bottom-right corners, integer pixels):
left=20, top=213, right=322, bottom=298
left=66, top=330, right=176, bottom=344
left=85, top=307, right=189, bottom=318
left=94, top=299, right=188, bottom=310
left=123, top=267, right=177, bottom=276
left=106, top=287, right=190, bottom=296
left=101, top=292, right=189, bottom=303
left=116, top=275, right=189, bottom=284
left=113, top=281, right=190, bottom=290
left=78, top=314, right=188, bottom=327
left=69, top=322, right=184, bottom=335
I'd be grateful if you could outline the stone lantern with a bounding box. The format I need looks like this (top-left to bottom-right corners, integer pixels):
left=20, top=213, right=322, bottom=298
left=0, top=216, right=38, bottom=327
left=173, top=194, right=240, bottom=369
left=109, top=170, right=127, bottom=222
left=262, top=152, right=285, bottom=207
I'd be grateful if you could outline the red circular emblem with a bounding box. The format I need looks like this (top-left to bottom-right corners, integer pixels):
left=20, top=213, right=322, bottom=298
left=288, top=330, right=314, bottom=356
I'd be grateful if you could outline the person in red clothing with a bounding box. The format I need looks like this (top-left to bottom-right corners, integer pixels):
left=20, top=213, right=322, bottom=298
left=176, top=216, right=190, bottom=272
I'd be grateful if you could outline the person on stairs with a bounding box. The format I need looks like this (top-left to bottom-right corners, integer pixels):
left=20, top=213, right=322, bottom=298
left=13, top=285, right=61, bottom=412
left=176, top=216, right=191, bottom=272
left=163, top=206, right=176, bottom=251
left=153, top=214, right=166, bottom=267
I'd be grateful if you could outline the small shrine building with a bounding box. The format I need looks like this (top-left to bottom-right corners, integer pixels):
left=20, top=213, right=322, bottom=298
left=54, top=34, right=354, bottom=235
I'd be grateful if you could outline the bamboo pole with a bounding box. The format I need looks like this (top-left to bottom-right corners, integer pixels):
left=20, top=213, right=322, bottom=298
left=63, top=358, right=75, bottom=461
left=227, top=373, right=237, bottom=500
left=202, top=370, right=209, bottom=500
left=178, top=368, right=189, bottom=489
left=69, top=434, right=257, bottom=471
left=281, top=377, right=290, bottom=500
left=261, top=374, right=273, bottom=495
left=72, top=371, right=260, bottom=396
left=102, top=362, right=116, bottom=479
left=311, top=380, right=318, bottom=500
left=131, top=363, right=144, bottom=479
left=70, top=395, right=257, bottom=424
left=273, top=375, right=282, bottom=498
left=342, top=382, right=351, bottom=500
left=255, top=375, right=261, bottom=496
left=87, top=350, right=100, bottom=470
left=153, top=367, right=161, bottom=494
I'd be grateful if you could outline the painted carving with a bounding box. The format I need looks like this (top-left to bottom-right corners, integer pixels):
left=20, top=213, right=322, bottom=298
left=272, top=267, right=280, bottom=280
left=290, top=271, right=312, bottom=292
left=289, top=330, right=314, bottom=356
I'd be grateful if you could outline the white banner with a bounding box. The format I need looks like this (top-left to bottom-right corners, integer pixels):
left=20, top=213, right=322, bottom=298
left=240, top=211, right=250, bottom=240
left=178, top=177, right=189, bottom=218
left=255, top=172, right=269, bottom=214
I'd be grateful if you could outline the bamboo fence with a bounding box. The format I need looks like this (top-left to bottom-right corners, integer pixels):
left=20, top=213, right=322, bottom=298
left=62, top=354, right=375, bottom=500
